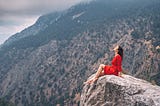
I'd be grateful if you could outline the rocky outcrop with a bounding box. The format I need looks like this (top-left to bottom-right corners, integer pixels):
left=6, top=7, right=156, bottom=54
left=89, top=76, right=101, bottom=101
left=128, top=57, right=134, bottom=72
left=80, top=75, right=160, bottom=106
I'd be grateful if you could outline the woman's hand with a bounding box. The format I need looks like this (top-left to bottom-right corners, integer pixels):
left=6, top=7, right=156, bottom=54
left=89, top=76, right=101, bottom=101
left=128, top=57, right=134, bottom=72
left=118, top=72, right=123, bottom=78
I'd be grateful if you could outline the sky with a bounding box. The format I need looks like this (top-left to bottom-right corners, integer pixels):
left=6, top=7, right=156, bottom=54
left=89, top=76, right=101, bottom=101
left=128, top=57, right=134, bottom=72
left=0, top=0, right=88, bottom=45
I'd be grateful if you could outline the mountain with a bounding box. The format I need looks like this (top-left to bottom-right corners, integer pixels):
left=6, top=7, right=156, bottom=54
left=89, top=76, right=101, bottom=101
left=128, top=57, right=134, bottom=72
left=0, top=0, right=160, bottom=105
left=80, top=74, right=160, bottom=106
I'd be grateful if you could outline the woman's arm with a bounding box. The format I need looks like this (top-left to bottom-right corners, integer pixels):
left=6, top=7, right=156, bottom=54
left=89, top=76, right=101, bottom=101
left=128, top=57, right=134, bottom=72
left=116, top=55, right=123, bottom=77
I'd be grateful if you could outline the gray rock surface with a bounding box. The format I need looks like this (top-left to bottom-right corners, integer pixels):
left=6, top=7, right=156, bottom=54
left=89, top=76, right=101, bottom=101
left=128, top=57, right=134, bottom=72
left=80, top=75, right=160, bottom=106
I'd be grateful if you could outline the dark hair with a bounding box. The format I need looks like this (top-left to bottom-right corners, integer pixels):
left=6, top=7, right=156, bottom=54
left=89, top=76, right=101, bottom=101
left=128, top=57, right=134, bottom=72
left=118, top=46, right=123, bottom=59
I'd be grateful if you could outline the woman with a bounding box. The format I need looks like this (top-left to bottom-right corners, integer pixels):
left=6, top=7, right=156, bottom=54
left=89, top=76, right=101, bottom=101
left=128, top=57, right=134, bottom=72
left=85, top=45, right=123, bottom=84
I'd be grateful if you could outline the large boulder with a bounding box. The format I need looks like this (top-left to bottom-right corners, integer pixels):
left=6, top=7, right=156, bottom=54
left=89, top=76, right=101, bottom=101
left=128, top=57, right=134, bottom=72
left=80, top=75, right=160, bottom=106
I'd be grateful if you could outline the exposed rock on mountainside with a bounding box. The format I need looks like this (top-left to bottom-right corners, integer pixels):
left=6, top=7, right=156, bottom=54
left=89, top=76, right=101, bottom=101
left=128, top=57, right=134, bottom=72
left=80, top=75, right=160, bottom=106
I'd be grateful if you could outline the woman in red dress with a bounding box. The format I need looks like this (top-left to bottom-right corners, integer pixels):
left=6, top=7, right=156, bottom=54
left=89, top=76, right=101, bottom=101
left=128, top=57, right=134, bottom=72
left=85, top=45, right=123, bottom=84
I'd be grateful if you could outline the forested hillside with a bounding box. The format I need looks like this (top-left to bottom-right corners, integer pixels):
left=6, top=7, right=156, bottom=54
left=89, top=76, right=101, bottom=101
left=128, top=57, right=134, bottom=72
left=0, top=0, right=159, bottom=105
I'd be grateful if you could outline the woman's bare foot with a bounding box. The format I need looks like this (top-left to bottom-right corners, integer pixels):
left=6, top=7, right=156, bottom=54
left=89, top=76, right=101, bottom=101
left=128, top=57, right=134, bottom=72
left=84, top=77, right=98, bottom=84
left=84, top=79, right=93, bottom=85
left=90, top=77, right=98, bottom=83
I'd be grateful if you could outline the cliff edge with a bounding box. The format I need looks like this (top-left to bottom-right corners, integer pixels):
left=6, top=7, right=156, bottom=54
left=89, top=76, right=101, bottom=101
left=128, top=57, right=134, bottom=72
left=80, top=75, right=160, bottom=106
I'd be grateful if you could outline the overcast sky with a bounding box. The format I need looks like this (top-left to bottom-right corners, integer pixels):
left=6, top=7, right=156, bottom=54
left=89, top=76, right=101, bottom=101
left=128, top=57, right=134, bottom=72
left=0, top=0, right=89, bottom=45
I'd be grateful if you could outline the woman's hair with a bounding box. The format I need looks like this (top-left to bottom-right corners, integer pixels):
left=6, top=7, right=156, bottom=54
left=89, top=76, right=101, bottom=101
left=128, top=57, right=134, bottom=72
left=118, top=46, right=123, bottom=59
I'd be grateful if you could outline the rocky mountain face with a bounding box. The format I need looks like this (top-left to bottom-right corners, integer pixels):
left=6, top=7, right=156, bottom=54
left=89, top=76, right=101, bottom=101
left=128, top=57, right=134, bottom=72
left=0, top=0, right=160, bottom=105
left=80, top=74, right=160, bottom=106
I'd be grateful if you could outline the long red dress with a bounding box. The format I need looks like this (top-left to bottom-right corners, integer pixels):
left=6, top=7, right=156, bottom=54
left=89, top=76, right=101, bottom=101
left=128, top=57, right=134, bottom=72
left=104, top=54, right=122, bottom=76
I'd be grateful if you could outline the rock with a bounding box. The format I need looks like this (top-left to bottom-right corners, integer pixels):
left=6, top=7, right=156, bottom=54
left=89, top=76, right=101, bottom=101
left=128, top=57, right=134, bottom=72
left=80, top=75, right=160, bottom=106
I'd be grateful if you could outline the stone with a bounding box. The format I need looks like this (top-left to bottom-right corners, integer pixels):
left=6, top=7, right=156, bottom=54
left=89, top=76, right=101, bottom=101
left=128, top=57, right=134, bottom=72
left=80, top=75, right=160, bottom=106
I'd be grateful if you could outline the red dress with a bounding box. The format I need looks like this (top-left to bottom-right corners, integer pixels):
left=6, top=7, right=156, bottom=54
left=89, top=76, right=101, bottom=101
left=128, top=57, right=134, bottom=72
left=104, top=54, right=122, bottom=76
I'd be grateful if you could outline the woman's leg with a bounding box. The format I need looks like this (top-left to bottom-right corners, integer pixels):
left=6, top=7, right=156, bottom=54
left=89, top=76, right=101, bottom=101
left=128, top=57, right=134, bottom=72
left=85, top=64, right=105, bottom=84
left=95, top=64, right=105, bottom=78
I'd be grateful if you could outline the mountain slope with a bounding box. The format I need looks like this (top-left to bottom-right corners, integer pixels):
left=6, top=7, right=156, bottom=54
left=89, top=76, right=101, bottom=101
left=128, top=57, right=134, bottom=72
left=0, top=0, right=160, bottom=105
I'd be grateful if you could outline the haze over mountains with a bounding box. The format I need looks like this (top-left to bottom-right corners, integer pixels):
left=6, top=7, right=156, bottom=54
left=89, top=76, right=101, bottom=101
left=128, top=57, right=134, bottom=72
left=0, top=0, right=160, bottom=105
